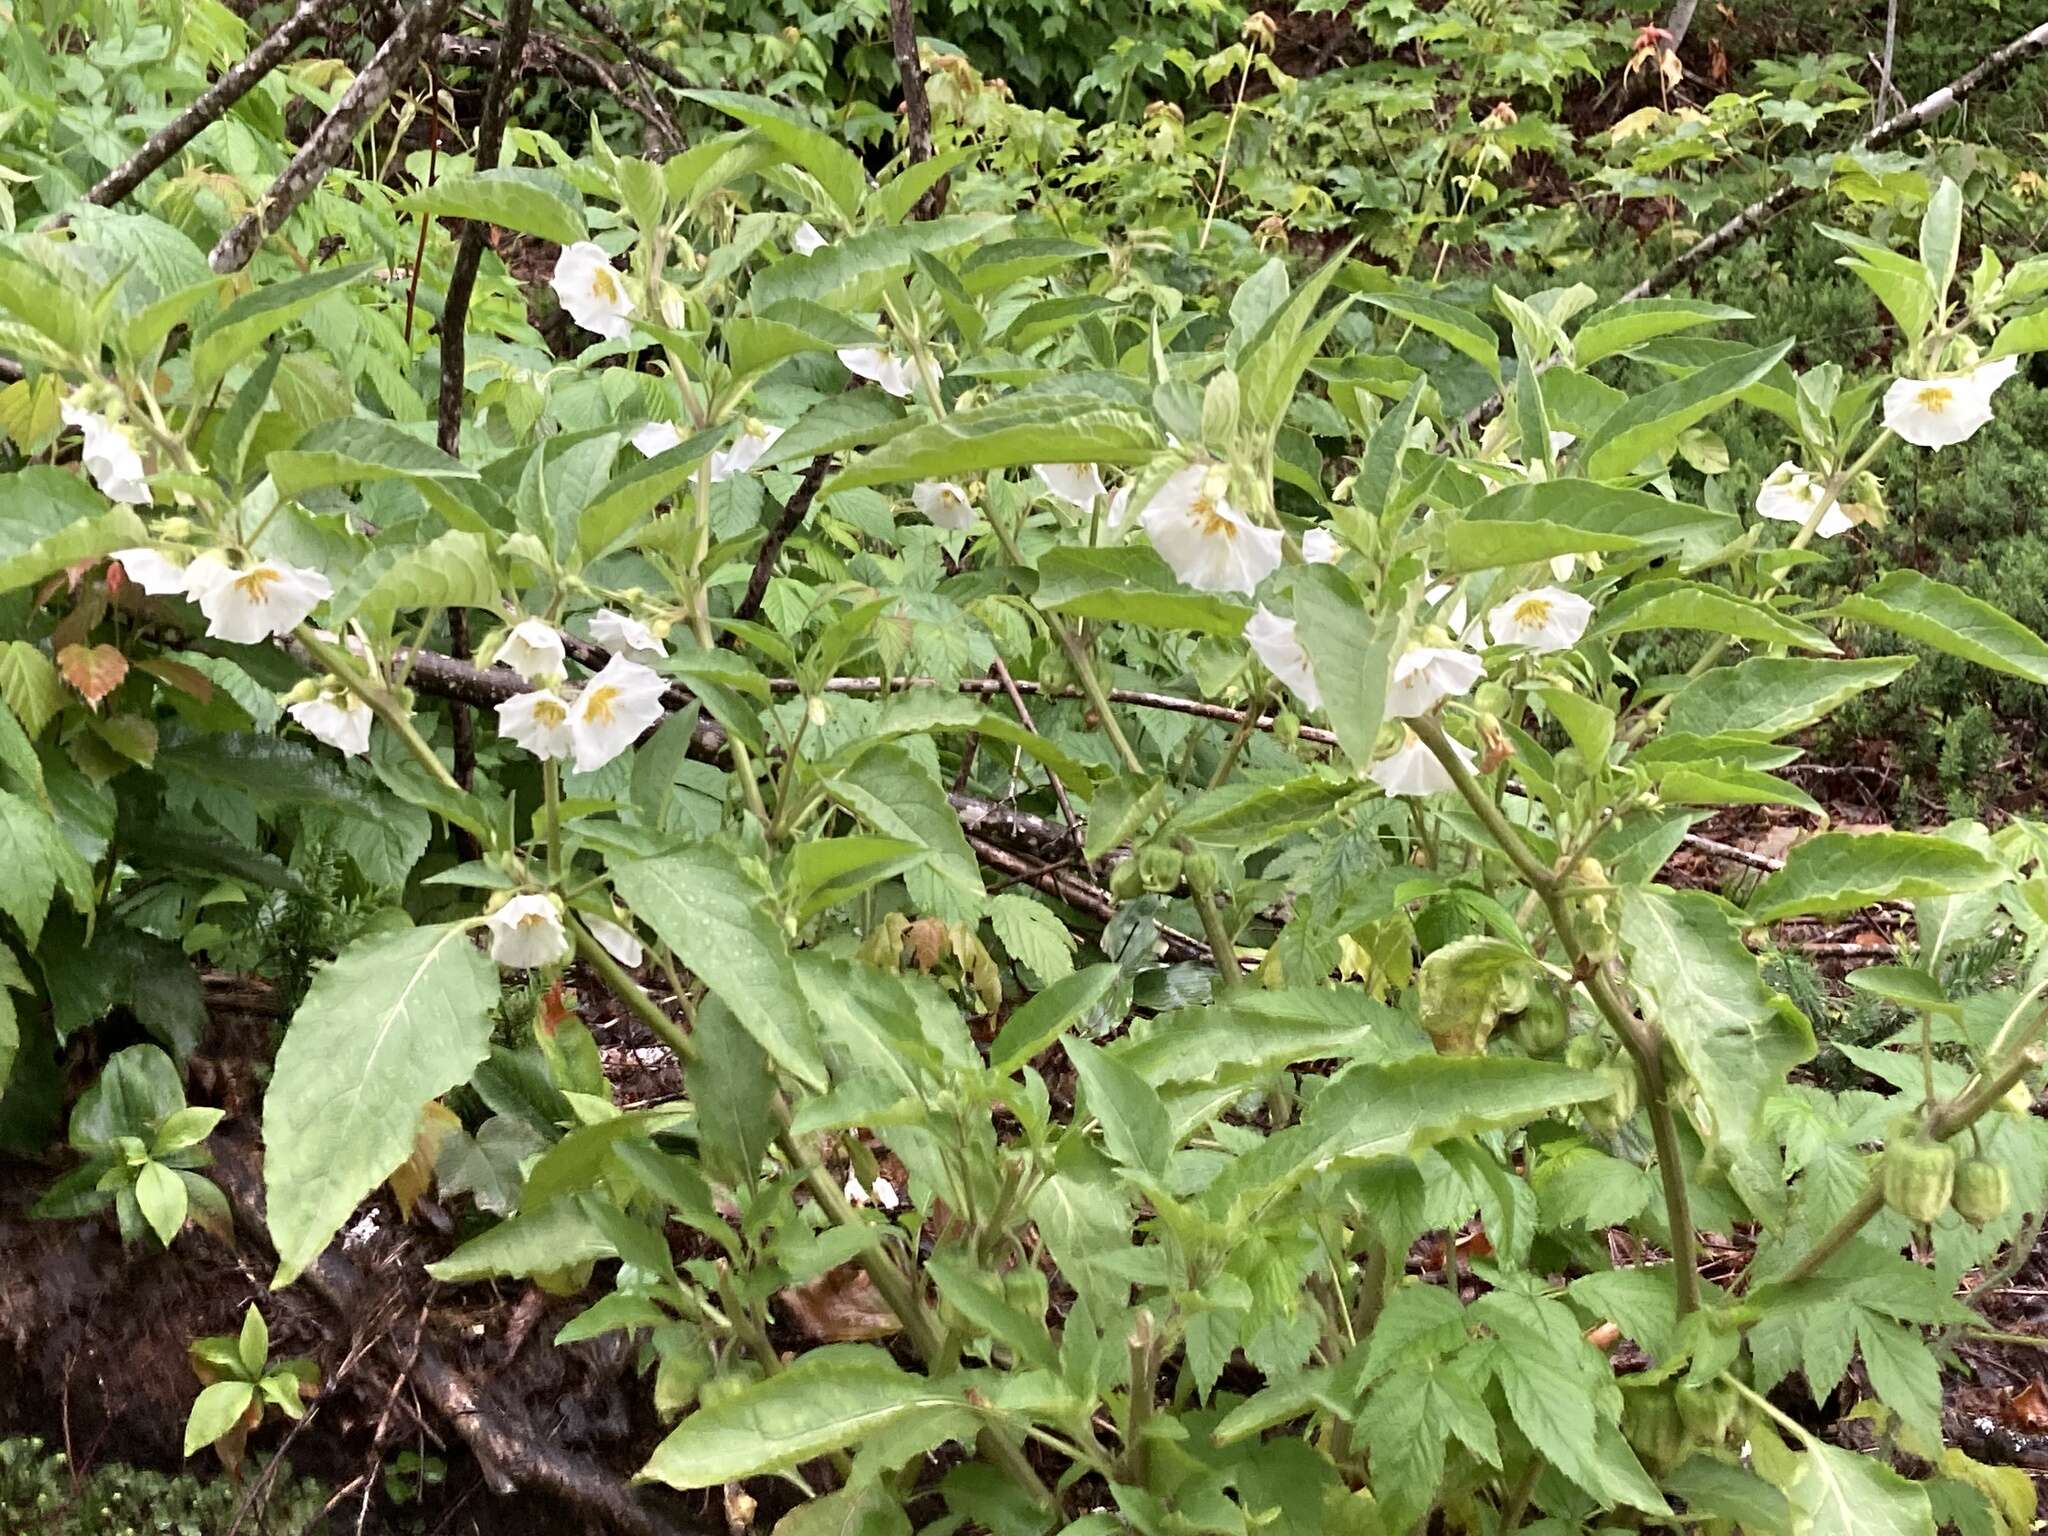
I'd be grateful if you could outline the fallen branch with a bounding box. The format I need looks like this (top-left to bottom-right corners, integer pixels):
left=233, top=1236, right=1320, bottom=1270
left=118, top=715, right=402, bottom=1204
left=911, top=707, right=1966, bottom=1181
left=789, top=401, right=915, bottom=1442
left=732, top=453, right=834, bottom=625
left=963, top=833, right=1218, bottom=965
left=209, top=0, right=464, bottom=273
left=557, top=0, right=691, bottom=96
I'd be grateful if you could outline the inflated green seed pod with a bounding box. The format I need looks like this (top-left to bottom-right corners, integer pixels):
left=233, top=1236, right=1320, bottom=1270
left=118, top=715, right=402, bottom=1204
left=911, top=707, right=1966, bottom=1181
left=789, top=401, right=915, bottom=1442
left=1183, top=848, right=1220, bottom=893
left=1109, top=858, right=1144, bottom=902
left=1881, top=1136, right=1956, bottom=1225
left=1418, top=937, right=1533, bottom=1056
left=1622, top=1387, right=1689, bottom=1476
left=1510, top=987, right=1569, bottom=1056
left=1675, top=1379, right=1740, bottom=1445
left=1137, top=844, right=1184, bottom=892
left=1563, top=856, right=1620, bottom=965
left=1472, top=682, right=1512, bottom=719
left=1583, top=1063, right=1639, bottom=1135
left=1564, top=1032, right=1609, bottom=1073
left=1952, top=1157, right=2011, bottom=1227
left=1274, top=709, right=1301, bottom=748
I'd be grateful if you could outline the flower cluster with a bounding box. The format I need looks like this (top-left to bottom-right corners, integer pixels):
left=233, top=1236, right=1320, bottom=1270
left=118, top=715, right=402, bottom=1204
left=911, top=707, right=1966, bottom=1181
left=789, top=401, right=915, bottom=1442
left=112, top=548, right=331, bottom=644
left=63, top=403, right=151, bottom=504
left=494, top=620, right=669, bottom=775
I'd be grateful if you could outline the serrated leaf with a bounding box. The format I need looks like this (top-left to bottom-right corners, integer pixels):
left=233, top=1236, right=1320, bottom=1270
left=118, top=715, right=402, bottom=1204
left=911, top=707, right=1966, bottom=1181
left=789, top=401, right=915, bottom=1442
left=57, top=642, right=126, bottom=709
left=399, top=167, right=587, bottom=244
left=1665, top=656, right=1913, bottom=739
left=988, top=891, right=1076, bottom=983
left=1747, top=831, right=2006, bottom=923
left=0, top=468, right=147, bottom=595
left=1835, top=570, right=2048, bottom=685
left=333, top=530, right=500, bottom=632
left=1067, top=1037, right=1172, bottom=1179
left=1781, top=1440, right=1934, bottom=1536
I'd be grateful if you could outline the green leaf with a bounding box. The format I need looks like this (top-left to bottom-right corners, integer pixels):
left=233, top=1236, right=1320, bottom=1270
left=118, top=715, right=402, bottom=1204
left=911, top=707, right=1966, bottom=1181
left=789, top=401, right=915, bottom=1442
left=1363, top=292, right=1501, bottom=381
left=829, top=743, right=985, bottom=922
left=262, top=924, right=499, bottom=1285
left=1067, top=1037, right=1172, bottom=1179
left=1161, top=772, right=1359, bottom=853
left=1648, top=760, right=1820, bottom=814
left=960, top=237, right=1103, bottom=294
left=1919, top=178, right=1964, bottom=309
left=1844, top=964, right=1958, bottom=1017
left=426, top=1197, right=618, bottom=1282
left=1580, top=342, right=1793, bottom=479
left=334, top=530, right=500, bottom=632
left=1858, top=1313, right=1943, bottom=1450
left=269, top=418, right=492, bottom=531
left=639, top=1347, right=974, bottom=1489
left=1240, top=250, right=1353, bottom=431
left=0, top=468, right=147, bottom=595
left=927, top=1250, right=1054, bottom=1369
left=1747, top=831, right=2006, bottom=923
left=686, top=91, right=869, bottom=220
left=611, top=845, right=828, bottom=1089
left=1455, top=481, right=1738, bottom=569
left=1294, top=563, right=1405, bottom=774
left=989, top=964, right=1119, bottom=1076
left=237, top=1304, right=270, bottom=1378
left=192, top=263, right=374, bottom=389
left=825, top=396, right=1159, bottom=493
left=1573, top=299, right=1750, bottom=365
left=747, top=215, right=1005, bottom=310
left=1781, top=1440, right=1934, bottom=1536
left=1834, top=570, right=2048, bottom=685
left=184, top=1380, right=255, bottom=1456
left=399, top=168, right=587, bottom=244
left=0, top=641, right=63, bottom=739
left=725, top=300, right=878, bottom=379
left=988, top=891, right=1076, bottom=982
left=1600, top=579, right=1834, bottom=652
left=135, top=1158, right=188, bottom=1246
left=1035, top=546, right=1253, bottom=637
left=1665, top=656, right=1913, bottom=739
left=1618, top=888, right=1815, bottom=1208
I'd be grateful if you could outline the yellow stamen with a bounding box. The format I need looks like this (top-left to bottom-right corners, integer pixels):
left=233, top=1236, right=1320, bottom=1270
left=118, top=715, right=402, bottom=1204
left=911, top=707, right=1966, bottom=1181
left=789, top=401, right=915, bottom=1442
left=1914, top=384, right=1954, bottom=414
left=1512, top=598, right=1553, bottom=627
left=531, top=697, right=568, bottom=726
left=1191, top=495, right=1237, bottom=539
left=232, top=567, right=280, bottom=602
left=591, top=266, right=620, bottom=304
left=582, top=685, right=621, bottom=726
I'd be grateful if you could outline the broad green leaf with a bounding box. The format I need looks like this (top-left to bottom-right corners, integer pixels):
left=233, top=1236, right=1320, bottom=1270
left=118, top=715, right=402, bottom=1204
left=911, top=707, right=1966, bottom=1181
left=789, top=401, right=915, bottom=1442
left=1580, top=342, right=1793, bottom=479
left=1618, top=888, right=1814, bottom=1207
left=579, top=426, right=726, bottom=561
left=0, top=641, right=63, bottom=738
left=184, top=1381, right=256, bottom=1455
left=988, top=891, right=1077, bottom=982
left=191, top=263, right=374, bottom=388
left=612, top=845, right=828, bottom=1089
left=263, top=924, right=498, bottom=1285
left=1919, top=178, right=1963, bottom=310
left=686, top=91, right=869, bottom=220
left=135, top=1158, right=188, bottom=1245
left=1035, top=546, right=1253, bottom=637
left=0, top=468, right=147, bottom=595
left=399, top=167, right=587, bottom=244
left=1573, top=299, right=1750, bottom=366
left=334, top=530, right=499, bottom=631
left=640, top=1347, right=974, bottom=1489
left=989, top=964, right=1120, bottom=1076
left=1456, top=481, right=1738, bottom=568
left=269, top=418, right=492, bottom=531
left=426, top=1196, right=618, bottom=1282
left=1442, top=517, right=1644, bottom=573
left=1747, top=832, right=2006, bottom=923
left=1295, top=563, right=1406, bottom=774
left=1821, top=227, right=1938, bottom=347
left=1241, top=250, right=1353, bottom=430
left=1160, top=772, right=1359, bottom=852
left=829, top=743, right=985, bottom=923
left=1665, top=656, right=1912, bottom=739
left=1781, top=1440, right=1934, bottom=1536
left=860, top=690, right=1098, bottom=791
left=747, top=215, right=1005, bottom=310
left=1648, top=760, right=1820, bottom=814
left=1844, top=964, right=1959, bottom=1017
left=1067, top=1037, right=1172, bottom=1179
left=1537, top=687, right=1615, bottom=766
left=1834, top=570, right=2048, bottom=684
left=1986, top=305, right=2048, bottom=361
left=960, top=237, right=1103, bottom=294
left=927, top=1251, right=1054, bottom=1369
left=725, top=300, right=877, bottom=379
left=1363, top=292, right=1501, bottom=381
left=1600, top=580, right=1834, bottom=652
left=825, top=396, right=1159, bottom=492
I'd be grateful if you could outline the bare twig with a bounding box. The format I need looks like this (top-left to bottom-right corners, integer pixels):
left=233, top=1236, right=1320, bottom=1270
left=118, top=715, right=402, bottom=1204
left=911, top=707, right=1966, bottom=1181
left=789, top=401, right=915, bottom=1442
left=731, top=454, right=833, bottom=625
left=557, top=0, right=691, bottom=95
left=886, top=0, right=947, bottom=219
left=963, top=833, right=1215, bottom=964
left=1873, top=0, right=1901, bottom=126
left=1680, top=831, right=1784, bottom=873
left=209, top=0, right=465, bottom=273
left=989, top=655, right=1083, bottom=847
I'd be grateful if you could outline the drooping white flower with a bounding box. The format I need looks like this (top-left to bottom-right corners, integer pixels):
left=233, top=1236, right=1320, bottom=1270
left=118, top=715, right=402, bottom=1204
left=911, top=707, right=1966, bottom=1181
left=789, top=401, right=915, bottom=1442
left=1754, top=461, right=1853, bottom=538
left=568, top=655, right=666, bottom=772
left=1549, top=554, right=1578, bottom=581
left=585, top=914, right=643, bottom=968
left=499, top=619, right=567, bottom=682
left=1034, top=463, right=1107, bottom=509
left=710, top=421, right=784, bottom=482
left=792, top=220, right=829, bottom=256
left=844, top=1173, right=870, bottom=1206
left=190, top=558, right=332, bottom=644
left=497, top=687, right=574, bottom=761
left=1301, top=528, right=1342, bottom=565
left=1487, top=586, right=1593, bottom=654
left=61, top=404, right=150, bottom=505
left=588, top=608, right=665, bottom=665
left=550, top=241, right=634, bottom=340
left=1368, top=728, right=1476, bottom=797
left=838, top=346, right=926, bottom=400
left=111, top=547, right=189, bottom=596
left=913, top=481, right=975, bottom=530
left=1140, top=465, right=1283, bottom=596
left=631, top=420, right=683, bottom=458
left=1883, top=357, right=2019, bottom=448
left=485, top=893, right=569, bottom=970
left=1243, top=606, right=1321, bottom=710
left=1388, top=647, right=1484, bottom=718
left=871, top=1176, right=900, bottom=1210
left=287, top=683, right=373, bottom=757
left=1425, top=578, right=1474, bottom=642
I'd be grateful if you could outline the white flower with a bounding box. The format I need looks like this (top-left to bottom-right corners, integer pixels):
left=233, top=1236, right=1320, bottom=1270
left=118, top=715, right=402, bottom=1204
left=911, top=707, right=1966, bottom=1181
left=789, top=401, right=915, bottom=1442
left=568, top=655, right=666, bottom=772
left=1368, top=729, right=1476, bottom=797
left=486, top=893, right=569, bottom=970
left=871, top=1176, right=900, bottom=1210
left=585, top=914, right=643, bottom=968
left=1105, top=484, right=1135, bottom=531
left=1243, top=606, right=1321, bottom=710
left=1425, top=578, right=1476, bottom=644
left=632, top=420, right=683, bottom=458
left=913, top=481, right=975, bottom=530
left=710, top=421, right=784, bottom=482
left=550, top=241, right=634, bottom=340
left=111, top=547, right=189, bottom=595
left=1754, top=461, right=1853, bottom=538
left=843, top=1173, right=869, bottom=1206
left=62, top=404, right=150, bottom=505
left=1140, top=465, right=1283, bottom=596
left=499, top=619, right=566, bottom=682
left=497, top=686, right=574, bottom=761
left=1487, top=586, right=1593, bottom=654
left=1549, top=554, right=1578, bottom=581
left=287, top=683, right=373, bottom=757
left=1388, top=647, right=1484, bottom=718
left=190, top=558, right=331, bottom=644
left=1544, top=429, right=1577, bottom=459
left=1301, top=528, right=1342, bottom=564
left=1883, top=357, right=2018, bottom=448
left=1034, top=463, right=1107, bottom=509
left=792, top=221, right=829, bottom=256
left=838, top=345, right=927, bottom=400
left=588, top=608, right=665, bottom=665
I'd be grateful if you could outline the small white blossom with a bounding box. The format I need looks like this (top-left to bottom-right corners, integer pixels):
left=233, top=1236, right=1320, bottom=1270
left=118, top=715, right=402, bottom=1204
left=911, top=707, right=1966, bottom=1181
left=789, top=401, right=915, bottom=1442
left=111, top=547, right=189, bottom=595
left=1368, top=728, right=1476, bottom=798
left=1034, top=463, right=1107, bottom=509
left=1549, top=554, right=1578, bottom=581
left=287, top=683, right=373, bottom=757
left=486, top=893, right=569, bottom=970
left=568, top=655, right=666, bottom=772
left=1388, top=647, right=1484, bottom=718
left=1883, top=357, right=2018, bottom=448
left=588, top=609, right=665, bottom=665
left=499, top=619, right=567, bottom=682
left=913, top=481, right=975, bottom=530
left=497, top=687, right=575, bottom=761
left=791, top=221, right=829, bottom=256
left=1754, top=461, right=1852, bottom=538
left=871, top=1176, right=900, bottom=1210
left=190, top=558, right=332, bottom=644
left=550, top=241, right=634, bottom=340
left=1243, top=606, right=1321, bottom=710
left=1105, top=484, right=1135, bottom=530
left=585, top=914, right=643, bottom=968
left=62, top=404, right=150, bottom=505
left=843, top=1173, right=869, bottom=1206
left=1301, top=528, right=1342, bottom=564
left=1140, top=465, right=1283, bottom=596
left=1487, top=586, right=1593, bottom=654
left=710, top=421, right=784, bottom=482
left=631, top=420, right=683, bottom=458
left=1425, top=578, right=1476, bottom=645
left=838, top=346, right=927, bottom=400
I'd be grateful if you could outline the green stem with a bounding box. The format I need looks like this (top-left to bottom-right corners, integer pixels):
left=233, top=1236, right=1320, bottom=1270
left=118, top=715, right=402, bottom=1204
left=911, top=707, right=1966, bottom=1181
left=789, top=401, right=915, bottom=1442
left=295, top=628, right=461, bottom=795
left=542, top=760, right=562, bottom=881
left=1496, top=1455, right=1544, bottom=1532
left=1207, top=676, right=1267, bottom=789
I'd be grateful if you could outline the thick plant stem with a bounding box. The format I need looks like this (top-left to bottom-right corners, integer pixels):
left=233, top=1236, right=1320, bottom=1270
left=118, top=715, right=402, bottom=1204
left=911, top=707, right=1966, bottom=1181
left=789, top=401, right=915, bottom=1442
left=1409, top=715, right=1702, bottom=1316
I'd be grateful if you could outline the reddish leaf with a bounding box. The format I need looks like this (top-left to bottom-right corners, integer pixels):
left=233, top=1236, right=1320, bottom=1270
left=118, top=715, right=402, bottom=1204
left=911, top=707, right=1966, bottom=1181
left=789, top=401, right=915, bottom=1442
left=2009, top=1375, right=2048, bottom=1429
left=136, top=656, right=215, bottom=703
left=57, top=642, right=127, bottom=709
